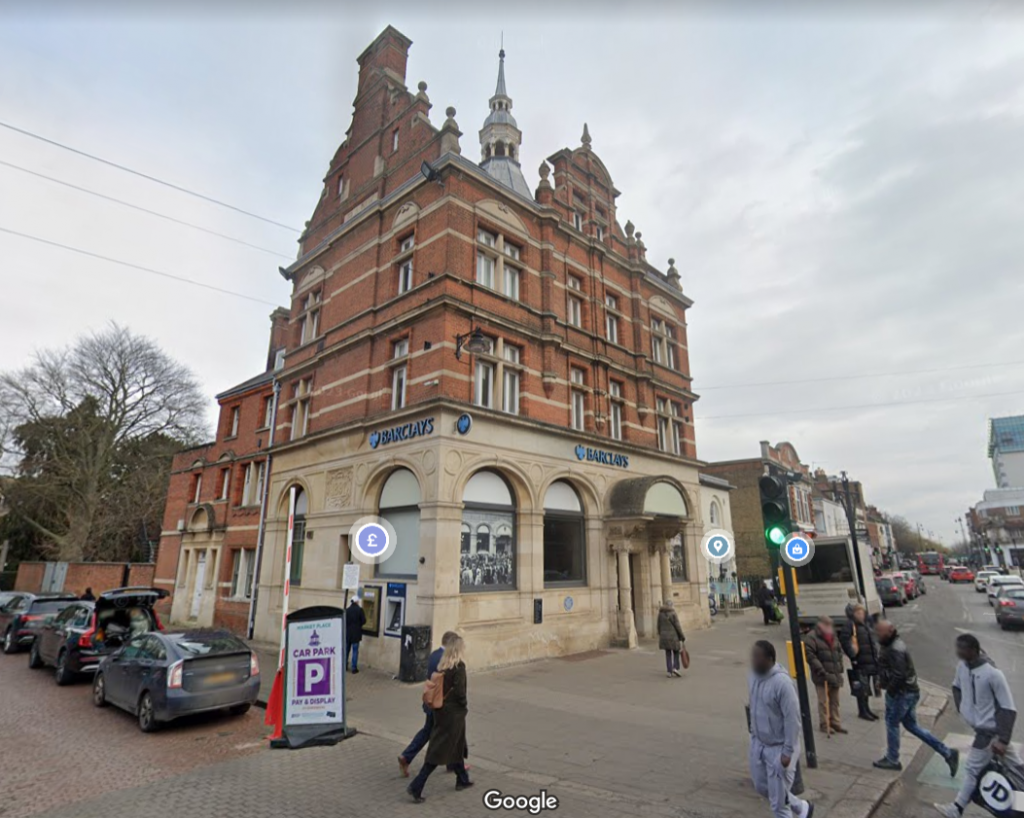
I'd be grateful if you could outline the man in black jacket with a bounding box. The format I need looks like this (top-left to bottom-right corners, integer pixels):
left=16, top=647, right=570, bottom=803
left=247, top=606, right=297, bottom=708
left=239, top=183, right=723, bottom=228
left=345, top=596, right=367, bottom=673
left=872, top=620, right=959, bottom=775
left=755, top=582, right=777, bottom=626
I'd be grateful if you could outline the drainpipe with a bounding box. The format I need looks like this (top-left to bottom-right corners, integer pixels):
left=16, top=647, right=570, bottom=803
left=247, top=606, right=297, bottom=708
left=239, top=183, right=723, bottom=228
left=247, top=379, right=281, bottom=639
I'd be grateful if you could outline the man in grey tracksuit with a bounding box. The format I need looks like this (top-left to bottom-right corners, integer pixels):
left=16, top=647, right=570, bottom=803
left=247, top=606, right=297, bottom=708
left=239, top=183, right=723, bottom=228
left=748, top=640, right=815, bottom=818
left=934, top=633, right=1021, bottom=817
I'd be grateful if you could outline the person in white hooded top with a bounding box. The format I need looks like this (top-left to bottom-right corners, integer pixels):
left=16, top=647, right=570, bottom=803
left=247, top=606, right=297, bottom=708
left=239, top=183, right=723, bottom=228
left=934, top=633, right=1021, bottom=818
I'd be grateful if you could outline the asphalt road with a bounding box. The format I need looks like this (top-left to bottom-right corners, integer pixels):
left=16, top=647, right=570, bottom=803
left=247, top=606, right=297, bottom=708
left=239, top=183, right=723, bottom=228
left=874, top=572, right=1024, bottom=818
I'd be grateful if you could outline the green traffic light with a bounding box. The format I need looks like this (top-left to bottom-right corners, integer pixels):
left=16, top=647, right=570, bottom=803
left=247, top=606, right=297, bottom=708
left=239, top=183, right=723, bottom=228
left=767, top=526, right=787, bottom=546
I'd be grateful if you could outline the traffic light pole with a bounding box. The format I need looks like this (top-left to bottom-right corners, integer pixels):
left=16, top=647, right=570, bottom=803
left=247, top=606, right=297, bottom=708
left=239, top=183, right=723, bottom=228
left=781, top=557, right=817, bottom=769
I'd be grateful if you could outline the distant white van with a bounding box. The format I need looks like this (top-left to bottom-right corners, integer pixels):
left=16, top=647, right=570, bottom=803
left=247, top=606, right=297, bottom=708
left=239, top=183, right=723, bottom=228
left=792, top=535, right=883, bottom=625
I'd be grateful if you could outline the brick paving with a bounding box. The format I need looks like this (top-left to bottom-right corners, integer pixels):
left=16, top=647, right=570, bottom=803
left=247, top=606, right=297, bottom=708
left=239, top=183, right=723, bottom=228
left=0, top=650, right=266, bottom=818
left=1, top=608, right=951, bottom=818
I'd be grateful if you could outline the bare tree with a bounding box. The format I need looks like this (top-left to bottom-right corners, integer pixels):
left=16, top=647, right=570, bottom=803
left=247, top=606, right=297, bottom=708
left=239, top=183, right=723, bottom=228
left=0, top=324, right=207, bottom=561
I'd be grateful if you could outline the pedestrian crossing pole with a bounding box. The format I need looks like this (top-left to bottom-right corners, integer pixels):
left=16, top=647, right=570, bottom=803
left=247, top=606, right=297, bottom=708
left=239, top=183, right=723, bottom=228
left=762, top=469, right=818, bottom=770
left=780, top=558, right=817, bottom=768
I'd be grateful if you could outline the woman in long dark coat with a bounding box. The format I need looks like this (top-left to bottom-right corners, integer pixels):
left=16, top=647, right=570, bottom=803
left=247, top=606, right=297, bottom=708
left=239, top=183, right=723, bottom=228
left=839, top=602, right=880, bottom=721
left=657, top=601, right=686, bottom=677
left=408, top=636, right=472, bottom=802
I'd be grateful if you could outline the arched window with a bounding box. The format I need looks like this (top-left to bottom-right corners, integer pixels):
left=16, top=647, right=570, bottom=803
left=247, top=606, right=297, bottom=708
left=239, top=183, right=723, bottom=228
left=461, top=471, right=515, bottom=592
left=710, top=500, right=721, bottom=526
left=288, top=487, right=307, bottom=585
left=378, top=469, right=420, bottom=578
left=543, top=481, right=586, bottom=586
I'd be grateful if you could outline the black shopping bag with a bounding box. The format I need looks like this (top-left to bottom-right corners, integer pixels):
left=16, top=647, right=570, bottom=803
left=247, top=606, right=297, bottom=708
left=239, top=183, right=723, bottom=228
left=847, top=669, right=864, bottom=697
left=971, top=755, right=1024, bottom=817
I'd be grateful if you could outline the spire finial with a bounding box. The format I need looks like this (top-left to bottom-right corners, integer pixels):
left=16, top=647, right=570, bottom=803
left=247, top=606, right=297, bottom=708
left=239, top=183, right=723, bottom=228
left=494, top=41, right=507, bottom=97
left=581, top=122, right=592, bottom=149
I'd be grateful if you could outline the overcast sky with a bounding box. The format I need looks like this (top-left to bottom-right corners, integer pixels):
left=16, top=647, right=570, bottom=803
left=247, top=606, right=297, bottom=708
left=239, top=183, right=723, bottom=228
left=2, top=2, right=1022, bottom=543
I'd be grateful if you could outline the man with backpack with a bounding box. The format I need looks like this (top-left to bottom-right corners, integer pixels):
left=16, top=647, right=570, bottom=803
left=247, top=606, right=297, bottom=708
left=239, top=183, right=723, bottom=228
left=398, top=630, right=459, bottom=778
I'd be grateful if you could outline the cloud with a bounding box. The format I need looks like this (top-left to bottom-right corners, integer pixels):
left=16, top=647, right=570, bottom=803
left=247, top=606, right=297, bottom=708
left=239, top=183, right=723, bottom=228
left=1, top=10, right=1022, bottom=540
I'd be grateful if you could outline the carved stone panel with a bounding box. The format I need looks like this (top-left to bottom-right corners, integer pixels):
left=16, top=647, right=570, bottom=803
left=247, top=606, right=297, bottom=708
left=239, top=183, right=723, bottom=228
left=324, top=467, right=354, bottom=511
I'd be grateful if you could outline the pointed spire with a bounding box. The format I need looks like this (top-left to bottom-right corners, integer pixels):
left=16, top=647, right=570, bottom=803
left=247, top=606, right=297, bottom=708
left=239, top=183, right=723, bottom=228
left=495, top=46, right=507, bottom=97
left=581, top=122, right=592, bottom=149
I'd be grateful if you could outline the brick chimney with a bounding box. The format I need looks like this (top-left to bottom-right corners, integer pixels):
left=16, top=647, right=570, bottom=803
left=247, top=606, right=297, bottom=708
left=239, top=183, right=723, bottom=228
left=356, top=26, right=412, bottom=99
left=266, top=307, right=290, bottom=371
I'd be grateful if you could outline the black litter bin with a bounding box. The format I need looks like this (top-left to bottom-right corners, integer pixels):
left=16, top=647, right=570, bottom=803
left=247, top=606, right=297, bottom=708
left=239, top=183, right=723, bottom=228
left=399, top=624, right=432, bottom=683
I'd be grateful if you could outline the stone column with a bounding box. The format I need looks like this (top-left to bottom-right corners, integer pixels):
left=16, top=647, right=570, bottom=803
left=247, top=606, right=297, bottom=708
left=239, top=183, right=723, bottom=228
left=659, top=541, right=673, bottom=607
left=612, top=543, right=637, bottom=649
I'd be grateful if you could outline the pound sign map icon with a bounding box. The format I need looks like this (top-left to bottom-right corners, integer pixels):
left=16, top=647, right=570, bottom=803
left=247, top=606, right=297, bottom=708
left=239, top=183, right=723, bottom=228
left=355, top=522, right=389, bottom=559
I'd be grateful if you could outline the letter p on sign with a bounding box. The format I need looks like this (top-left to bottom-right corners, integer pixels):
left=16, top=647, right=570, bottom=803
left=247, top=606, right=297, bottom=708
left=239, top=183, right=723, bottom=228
left=296, top=658, right=331, bottom=696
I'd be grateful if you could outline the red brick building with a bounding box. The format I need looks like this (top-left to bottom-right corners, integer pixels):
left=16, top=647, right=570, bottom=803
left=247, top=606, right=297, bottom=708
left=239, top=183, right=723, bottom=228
left=153, top=310, right=287, bottom=632
left=160, top=27, right=709, bottom=668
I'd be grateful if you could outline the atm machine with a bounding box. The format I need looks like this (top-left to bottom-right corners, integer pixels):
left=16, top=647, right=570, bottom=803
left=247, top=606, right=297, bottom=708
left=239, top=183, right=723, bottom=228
left=384, top=582, right=406, bottom=638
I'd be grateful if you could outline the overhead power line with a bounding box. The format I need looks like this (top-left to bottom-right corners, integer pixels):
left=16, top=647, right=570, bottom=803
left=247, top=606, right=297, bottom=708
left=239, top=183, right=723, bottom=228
left=0, top=159, right=294, bottom=261
left=0, top=120, right=300, bottom=233
left=698, top=360, right=1024, bottom=390
left=699, top=388, right=1024, bottom=421
left=0, top=226, right=280, bottom=307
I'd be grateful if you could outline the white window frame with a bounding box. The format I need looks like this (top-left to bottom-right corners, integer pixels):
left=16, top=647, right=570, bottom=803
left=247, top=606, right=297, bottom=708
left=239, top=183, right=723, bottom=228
left=241, top=463, right=253, bottom=506
left=337, top=175, right=345, bottom=198
left=573, top=211, right=584, bottom=231
left=502, top=367, right=520, bottom=415
left=568, top=297, right=582, bottom=328
left=274, top=349, right=286, bottom=371
left=595, top=224, right=604, bottom=241
left=476, top=252, right=495, bottom=289
left=392, top=128, right=399, bottom=152
left=478, top=229, right=497, bottom=247
left=231, top=549, right=255, bottom=599
left=474, top=359, right=495, bottom=409
left=301, top=308, right=319, bottom=345
left=501, top=345, right=521, bottom=415
left=230, top=407, right=239, bottom=437
left=571, top=389, right=585, bottom=431
left=219, top=468, right=230, bottom=500
left=263, top=396, right=273, bottom=429
left=193, top=474, right=202, bottom=504
left=398, top=259, right=413, bottom=294
left=605, top=312, right=618, bottom=344
left=392, top=366, right=407, bottom=410
left=504, top=265, right=520, bottom=300
left=610, top=401, right=622, bottom=441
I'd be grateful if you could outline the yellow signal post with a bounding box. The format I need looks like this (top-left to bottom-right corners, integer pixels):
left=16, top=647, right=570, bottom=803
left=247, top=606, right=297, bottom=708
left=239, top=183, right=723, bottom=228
left=777, top=566, right=798, bottom=596
left=786, top=640, right=810, bottom=680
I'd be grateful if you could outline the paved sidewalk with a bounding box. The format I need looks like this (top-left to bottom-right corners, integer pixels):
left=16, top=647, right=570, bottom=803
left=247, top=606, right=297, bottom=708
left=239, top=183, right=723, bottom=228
left=245, top=608, right=949, bottom=818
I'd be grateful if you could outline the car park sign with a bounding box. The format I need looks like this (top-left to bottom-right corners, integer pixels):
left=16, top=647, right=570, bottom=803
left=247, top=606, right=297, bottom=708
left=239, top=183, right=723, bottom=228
left=285, top=615, right=344, bottom=727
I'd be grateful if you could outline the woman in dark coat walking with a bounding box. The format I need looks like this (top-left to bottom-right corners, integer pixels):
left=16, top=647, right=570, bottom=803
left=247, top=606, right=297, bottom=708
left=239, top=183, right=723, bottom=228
left=408, top=636, right=472, bottom=802
left=657, top=601, right=686, bottom=678
left=839, top=602, right=880, bottom=721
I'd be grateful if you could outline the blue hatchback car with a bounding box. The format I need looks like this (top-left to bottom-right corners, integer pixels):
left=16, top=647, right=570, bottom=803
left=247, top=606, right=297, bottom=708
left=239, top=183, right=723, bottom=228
left=93, top=629, right=260, bottom=732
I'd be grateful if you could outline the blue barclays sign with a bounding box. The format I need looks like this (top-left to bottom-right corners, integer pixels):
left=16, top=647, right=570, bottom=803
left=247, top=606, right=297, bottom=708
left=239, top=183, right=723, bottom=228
left=369, top=417, right=435, bottom=449
left=574, top=444, right=629, bottom=469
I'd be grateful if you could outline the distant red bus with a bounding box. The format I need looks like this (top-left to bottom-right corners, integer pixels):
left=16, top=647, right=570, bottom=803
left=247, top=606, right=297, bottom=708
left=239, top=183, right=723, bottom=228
left=917, top=551, right=944, bottom=575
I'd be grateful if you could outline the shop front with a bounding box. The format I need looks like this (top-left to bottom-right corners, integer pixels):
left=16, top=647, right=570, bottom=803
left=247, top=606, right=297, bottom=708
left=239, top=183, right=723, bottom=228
left=252, top=407, right=709, bottom=671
